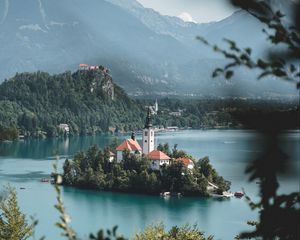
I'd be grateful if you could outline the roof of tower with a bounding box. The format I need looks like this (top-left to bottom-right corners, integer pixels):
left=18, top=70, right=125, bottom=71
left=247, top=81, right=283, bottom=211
left=145, top=107, right=152, bottom=128
left=116, top=139, right=142, bottom=152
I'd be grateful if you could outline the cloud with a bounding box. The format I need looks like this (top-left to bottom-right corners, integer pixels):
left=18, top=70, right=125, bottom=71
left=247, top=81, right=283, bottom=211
left=178, top=12, right=197, bottom=23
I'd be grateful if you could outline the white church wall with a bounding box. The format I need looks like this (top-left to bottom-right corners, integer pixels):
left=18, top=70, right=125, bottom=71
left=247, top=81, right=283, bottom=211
left=117, top=151, right=123, bottom=162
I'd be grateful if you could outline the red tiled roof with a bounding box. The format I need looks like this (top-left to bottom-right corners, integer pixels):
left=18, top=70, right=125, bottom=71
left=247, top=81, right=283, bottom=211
left=177, top=157, right=194, bottom=166
left=148, top=150, right=170, bottom=160
left=79, top=63, right=89, bottom=67
left=116, top=139, right=142, bottom=152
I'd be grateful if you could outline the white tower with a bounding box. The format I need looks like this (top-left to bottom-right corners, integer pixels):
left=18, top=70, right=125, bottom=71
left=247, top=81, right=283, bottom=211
left=154, top=99, right=158, bottom=113
left=142, top=108, right=155, bottom=155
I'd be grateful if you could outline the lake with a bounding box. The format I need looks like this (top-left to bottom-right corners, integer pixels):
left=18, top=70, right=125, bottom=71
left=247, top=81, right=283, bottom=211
left=0, top=130, right=299, bottom=239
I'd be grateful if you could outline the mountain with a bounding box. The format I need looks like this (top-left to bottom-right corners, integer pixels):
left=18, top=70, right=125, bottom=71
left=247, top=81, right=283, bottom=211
left=0, top=68, right=144, bottom=137
left=0, top=0, right=297, bottom=97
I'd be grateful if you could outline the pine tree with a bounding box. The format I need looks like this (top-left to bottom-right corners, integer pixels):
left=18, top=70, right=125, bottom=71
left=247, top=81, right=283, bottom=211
left=0, top=187, right=33, bottom=240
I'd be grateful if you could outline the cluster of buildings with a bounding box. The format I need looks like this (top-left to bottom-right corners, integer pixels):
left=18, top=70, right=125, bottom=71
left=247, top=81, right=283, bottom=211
left=79, top=63, right=109, bottom=73
left=112, top=108, right=194, bottom=171
left=58, top=124, right=70, bottom=134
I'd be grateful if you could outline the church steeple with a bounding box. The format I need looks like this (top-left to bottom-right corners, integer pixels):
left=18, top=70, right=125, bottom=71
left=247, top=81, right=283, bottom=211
left=145, top=107, right=153, bottom=128
left=131, top=131, right=136, bottom=141
left=142, top=107, right=155, bottom=154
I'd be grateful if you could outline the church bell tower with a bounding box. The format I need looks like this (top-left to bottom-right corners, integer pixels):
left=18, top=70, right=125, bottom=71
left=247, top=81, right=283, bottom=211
left=142, top=107, right=155, bottom=155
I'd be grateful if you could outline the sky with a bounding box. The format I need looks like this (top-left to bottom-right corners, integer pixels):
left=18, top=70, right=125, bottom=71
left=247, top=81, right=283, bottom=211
left=136, top=0, right=238, bottom=23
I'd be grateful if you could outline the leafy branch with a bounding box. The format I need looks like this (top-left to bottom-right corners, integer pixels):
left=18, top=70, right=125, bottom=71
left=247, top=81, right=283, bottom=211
left=197, top=0, right=300, bottom=88
left=53, top=162, right=77, bottom=240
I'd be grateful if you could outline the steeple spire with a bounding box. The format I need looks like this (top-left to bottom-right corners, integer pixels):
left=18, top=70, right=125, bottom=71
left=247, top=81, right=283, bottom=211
left=154, top=99, right=158, bottom=113
left=131, top=131, right=136, bottom=141
left=142, top=107, right=155, bottom=154
left=145, top=107, right=152, bottom=128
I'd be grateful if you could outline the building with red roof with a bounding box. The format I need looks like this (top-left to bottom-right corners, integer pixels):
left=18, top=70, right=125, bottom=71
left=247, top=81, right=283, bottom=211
left=79, top=63, right=90, bottom=70
left=176, top=157, right=195, bottom=169
left=116, top=133, right=142, bottom=161
left=148, top=150, right=171, bottom=170
left=79, top=63, right=101, bottom=71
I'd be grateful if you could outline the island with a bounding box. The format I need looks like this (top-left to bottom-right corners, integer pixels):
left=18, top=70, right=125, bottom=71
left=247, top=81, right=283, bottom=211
left=62, top=108, right=231, bottom=197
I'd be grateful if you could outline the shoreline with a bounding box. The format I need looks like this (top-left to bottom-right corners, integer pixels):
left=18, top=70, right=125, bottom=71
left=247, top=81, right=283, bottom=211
left=2, top=127, right=300, bottom=143
left=60, top=183, right=211, bottom=198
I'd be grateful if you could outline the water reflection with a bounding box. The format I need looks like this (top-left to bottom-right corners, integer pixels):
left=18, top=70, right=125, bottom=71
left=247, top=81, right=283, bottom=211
left=0, top=130, right=298, bottom=239
left=0, top=171, right=49, bottom=182
left=61, top=186, right=254, bottom=239
left=0, top=134, right=117, bottom=159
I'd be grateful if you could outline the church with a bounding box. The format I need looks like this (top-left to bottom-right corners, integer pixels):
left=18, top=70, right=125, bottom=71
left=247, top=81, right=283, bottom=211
left=115, top=107, right=171, bottom=170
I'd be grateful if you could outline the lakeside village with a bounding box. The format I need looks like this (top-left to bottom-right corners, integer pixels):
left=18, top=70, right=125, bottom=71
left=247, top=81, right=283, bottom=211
left=48, top=107, right=244, bottom=199
left=56, top=97, right=179, bottom=137
left=40, top=64, right=184, bottom=139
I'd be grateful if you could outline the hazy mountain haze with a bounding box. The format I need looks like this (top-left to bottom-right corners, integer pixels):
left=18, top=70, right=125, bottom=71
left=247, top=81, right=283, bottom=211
left=0, top=0, right=297, bottom=97
left=136, top=0, right=237, bottom=23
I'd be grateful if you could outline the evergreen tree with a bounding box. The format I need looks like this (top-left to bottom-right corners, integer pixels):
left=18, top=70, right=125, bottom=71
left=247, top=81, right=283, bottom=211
left=0, top=187, right=33, bottom=240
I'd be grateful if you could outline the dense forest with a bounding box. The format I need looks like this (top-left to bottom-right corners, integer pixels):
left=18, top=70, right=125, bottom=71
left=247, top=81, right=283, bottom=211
left=0, top=69, right=298, bottom=141
left=62, top=143, right=230, bottom=196
left=0, top=69, right=144, bottom=139
left=143, top=98, right=299, bottom=130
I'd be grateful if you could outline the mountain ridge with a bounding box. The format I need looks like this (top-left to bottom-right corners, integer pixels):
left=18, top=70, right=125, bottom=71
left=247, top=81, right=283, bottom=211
left=0, top=0, right=297, bottom=97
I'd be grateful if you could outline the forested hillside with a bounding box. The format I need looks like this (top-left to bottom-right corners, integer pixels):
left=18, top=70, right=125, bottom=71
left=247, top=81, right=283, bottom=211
left=0, top=69, right=144, bottom=138
left=0, top=68, right=298, bottom=141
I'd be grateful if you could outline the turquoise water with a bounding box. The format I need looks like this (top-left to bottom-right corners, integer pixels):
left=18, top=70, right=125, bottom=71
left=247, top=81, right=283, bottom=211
left=0, top=130, right=299, bottom=239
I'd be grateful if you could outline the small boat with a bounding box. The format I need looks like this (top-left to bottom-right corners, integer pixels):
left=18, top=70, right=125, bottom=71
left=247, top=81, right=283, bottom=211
left=234, top=191, right=244, bottom=198
left=41, top=178, right=50, bottom=183
left=160, top=192, right=181, bottom=197
left=20, top=187, right=26, bottom=190
left=160, top=191, right=171, bottom=197
left=222, top=191, right=234, bottom=197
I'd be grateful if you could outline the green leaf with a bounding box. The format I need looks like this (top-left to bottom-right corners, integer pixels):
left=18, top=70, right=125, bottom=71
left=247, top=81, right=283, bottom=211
left=113, top=225, right=118, bottom=236
left=196, top=36, right=208, bottom=45
left=245, top=48, right=252, bottom=55
left=240, top=54, right=250, bottom=62
left=258, top=71, right=271, bottom=79
left=273, top=69, right=287, bottom=77
left=290, top=64, right=296, bottom=73
left=257, top=59, right=269, bottom=69
left=213, top=45, right=220, bottom=52
left=89, top=233, right=96, bottom=239
left=271, top=59, right=285, bottom=69
left=225, top=71, right=234, bottom=79
left=275, top=10, right=285, bottom=18
left=225, top=62, right=237, bottom=70
left=223, top=38, right=240, bottom=52
left=212, top=68, right=223, bottom=78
